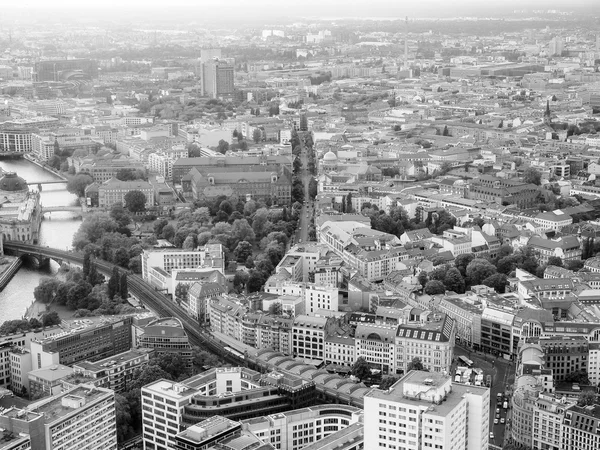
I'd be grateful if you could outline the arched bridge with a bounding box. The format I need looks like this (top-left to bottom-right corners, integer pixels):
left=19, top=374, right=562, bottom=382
left=42, top=205, right=86, bottom=214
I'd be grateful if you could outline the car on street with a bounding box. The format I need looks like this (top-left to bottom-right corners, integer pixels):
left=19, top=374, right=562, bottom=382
left=494, top=418, right=498, bottom=424
left=501, top=418, right=505, bottom=424
left=489, top=432, right=494, bottom=440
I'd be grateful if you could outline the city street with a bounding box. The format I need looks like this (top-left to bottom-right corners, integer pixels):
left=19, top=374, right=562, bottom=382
left=294, top=133, right=313, bottom=246
left=454, top=346, right=514, bottom=447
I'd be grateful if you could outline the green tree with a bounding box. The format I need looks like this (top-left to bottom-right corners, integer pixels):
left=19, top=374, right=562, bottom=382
left=108, top=266, right=120, bottom=300
left=417, top=271, right=428, bottom=288
left=482, top=273, right=508, bottom=293
left=268, top=302, right=282, bottom=316
left=444, top=268, right=465, bottom=294
left=466, top=258, right=497, bottom=286
left=424, top=280, right=446, bottom=295
left=234, top=240, right=253, bottom=262
left=175, top=283, right=189, bottom=305
left=378, top=376, right=400, bottom=390
left=577, top=390, right=597, bottom=407
left=523, top=167, right=542, bottom=186
left=454, top=253, right=475, bottom=277
left=120, top=273, right=128, bottom=300
left=351, top=357, right=372, bottom=382
left=233, top=271, right=250, bottom=293
left=299, top=114, right=308, bottom=131
left=252, top=128, right=262, bottom=144
left=442, top=125, right=449, bottom=136
left=82, top=251, right=91, bottom=279
left=34, top=277, right=61, bottom=303
left=66, top=174, right=94, bottom=197
left=217, top=139, right=229, bottom=153
left=407, top=357, right=425, bottom=372
left=346, top=193, right=353, bottom=213
left=114, top=394, right=135, bottom=443
left=124, top=190, right=147, bottom=213
left=547, top=256, right=563, bottom=267
left=150, top=353, right=189, bottom=380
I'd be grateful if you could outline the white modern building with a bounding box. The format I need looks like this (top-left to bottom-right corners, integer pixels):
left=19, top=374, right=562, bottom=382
left=364, top=371, right=490, bottom=450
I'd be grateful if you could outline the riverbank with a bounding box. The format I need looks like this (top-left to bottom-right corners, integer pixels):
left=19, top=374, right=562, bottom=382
left=0, top=256, right=22, bottom=291
left=23, top=154, right=68, bottom=181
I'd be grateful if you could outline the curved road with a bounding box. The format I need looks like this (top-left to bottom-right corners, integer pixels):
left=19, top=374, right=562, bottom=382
left=3, top=242, right=366, bottom=408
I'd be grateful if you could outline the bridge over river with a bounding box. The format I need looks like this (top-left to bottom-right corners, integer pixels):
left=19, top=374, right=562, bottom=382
left=2, top=242, right=369, bottom=408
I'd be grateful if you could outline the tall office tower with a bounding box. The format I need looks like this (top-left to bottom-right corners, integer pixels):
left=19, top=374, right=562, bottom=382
left=0, top=385, right=117, bottom=450
left=364, top=371, right=490, bottom=450
left=201, top=60, right=234, bottom=99
left=549, top=37, right=564, bottom=56
left=200, top=49, right=222, bottom=63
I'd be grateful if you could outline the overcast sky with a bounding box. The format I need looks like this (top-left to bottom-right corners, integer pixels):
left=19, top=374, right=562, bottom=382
left=5, top=0, right=598, bottom=15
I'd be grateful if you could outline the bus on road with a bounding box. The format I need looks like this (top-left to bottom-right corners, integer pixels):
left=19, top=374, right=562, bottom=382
left=458, top=355, right=474, bottom=367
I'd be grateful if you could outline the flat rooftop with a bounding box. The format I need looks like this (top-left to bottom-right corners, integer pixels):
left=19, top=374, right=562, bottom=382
left=28, top=385, right=110, bottom=424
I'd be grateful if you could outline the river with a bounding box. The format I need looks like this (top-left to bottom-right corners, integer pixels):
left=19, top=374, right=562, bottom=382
left=0, top=159, right=82, bottom=324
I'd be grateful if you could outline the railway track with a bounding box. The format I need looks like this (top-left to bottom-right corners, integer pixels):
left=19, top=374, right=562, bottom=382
left=4, top=243, right=366, bottom=408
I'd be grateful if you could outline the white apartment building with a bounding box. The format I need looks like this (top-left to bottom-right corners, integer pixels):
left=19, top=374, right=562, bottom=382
left=532, top=393, right=574, bottom=450
left=355, top=323, right=397, bottom=375
left=141, top=244, right=225, bottom=287
left=0, top=385, right=117, bottom=450
left=264, top=282, right=339, bottom=314
left=588, top=343, right=600, bottom=386
left=364, top=371, right=490, bottom=450
left=141, top=380, right=198, bottom=450
left=148, top=146, right=188, bottom=179
left=9, top=348, right=31, bottom=395
left=243, top=404, right=363, bottom=450
left=292, top=315, right=330, bottom=363
left=325, top=335, right=356, bottom=368
left=395, top=316, right=456, bottom=375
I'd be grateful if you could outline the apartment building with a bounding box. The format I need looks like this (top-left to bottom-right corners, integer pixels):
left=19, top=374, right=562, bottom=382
left=141, top=244, right=225, bottom=287
left=562, top=404, right=600, bottom=450
left=143, top=368, right=316, bottom=450
left=172, top=155, right=292, bottom=184
left=97, top=178, right=154, bottom=209
left=435, top=294, right=482, bottom=348
left=71, top=348, right=154, bottom=393
left=8, top=347, right=31, bottom=395
left=317, top=220, right=406, bottom=281
left=0, top=385, right=117, bottom=450
left=0, top=326, right=63, bottom=392
left=527, top=236, right=582, bottom=265
left=263, top=282, right=339, bottom=314
left=29, top=317, right=133, bottom=368
left=324, top=335, right=356, bottom=368
left=532, top=393, right=574, bottom=450
left=28, top=364, right=74, bottom=399
left=355, top=323, right=397, bottom=375
left=292, top=315, right=332, bottom=363
left=363, top=371, right=490, bottom=450
left=243, top=404, right=362, bottom=450
left=137, top=318, right=193, bottom=368
left=394, top=315, right=456, bottom=375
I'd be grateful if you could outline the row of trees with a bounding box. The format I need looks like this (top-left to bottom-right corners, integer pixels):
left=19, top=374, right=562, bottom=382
left=417, top=245, right=550, bottom=295
left=33, top=263, right=132, bottom=318
left=0, top=313, right=61, bottom=335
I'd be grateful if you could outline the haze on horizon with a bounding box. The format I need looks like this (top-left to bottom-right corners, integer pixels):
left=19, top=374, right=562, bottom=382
left=3, top=0, right=600, bottom=22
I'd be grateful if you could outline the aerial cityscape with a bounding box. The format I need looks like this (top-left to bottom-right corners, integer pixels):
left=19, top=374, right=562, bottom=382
left=1, top=1, right=600, bottom=450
